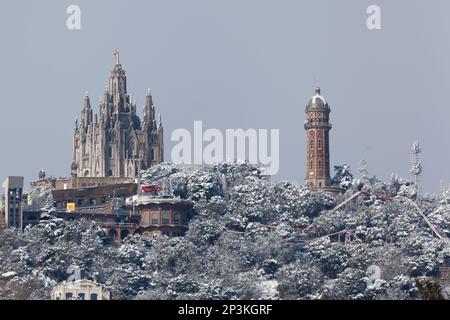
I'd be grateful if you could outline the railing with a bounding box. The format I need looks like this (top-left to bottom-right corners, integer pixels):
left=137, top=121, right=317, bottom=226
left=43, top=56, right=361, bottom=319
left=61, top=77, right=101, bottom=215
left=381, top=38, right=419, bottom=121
left=304, top=122, right=332, bottom=129
left=102, top=222, right=138, bottom=229
left=74, top=203, right=113, bottom=211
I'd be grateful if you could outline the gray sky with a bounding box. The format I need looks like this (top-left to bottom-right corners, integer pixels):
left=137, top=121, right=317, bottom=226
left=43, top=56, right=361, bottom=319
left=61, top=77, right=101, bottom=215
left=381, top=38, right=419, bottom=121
left=1, top=0, right=449, bottom=192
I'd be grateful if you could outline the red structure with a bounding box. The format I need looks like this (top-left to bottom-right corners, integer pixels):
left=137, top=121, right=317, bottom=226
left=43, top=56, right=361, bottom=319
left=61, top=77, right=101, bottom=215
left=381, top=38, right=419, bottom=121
left=304, top=87, right=332, bottom=191
left=140, top=185, right=161, bottom=194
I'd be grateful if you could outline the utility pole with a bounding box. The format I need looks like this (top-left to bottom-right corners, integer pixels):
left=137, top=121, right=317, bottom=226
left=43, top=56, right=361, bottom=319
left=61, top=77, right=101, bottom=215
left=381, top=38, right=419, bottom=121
left=410, top=141, right=423, bottom=197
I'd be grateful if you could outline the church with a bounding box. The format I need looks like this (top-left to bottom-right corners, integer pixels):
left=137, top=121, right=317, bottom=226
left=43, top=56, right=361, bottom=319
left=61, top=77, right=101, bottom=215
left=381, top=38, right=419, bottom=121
left=71, top=49, right=164, bottom=178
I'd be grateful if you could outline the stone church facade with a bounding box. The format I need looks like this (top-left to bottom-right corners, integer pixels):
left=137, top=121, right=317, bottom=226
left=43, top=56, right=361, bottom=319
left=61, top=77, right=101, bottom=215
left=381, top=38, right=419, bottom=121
left=72, top=50, right=164, bottom=178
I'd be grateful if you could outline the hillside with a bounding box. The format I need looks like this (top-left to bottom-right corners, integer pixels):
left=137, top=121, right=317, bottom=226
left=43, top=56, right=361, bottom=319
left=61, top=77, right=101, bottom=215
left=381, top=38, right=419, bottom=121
left=1, top=162, right=450, bottom=300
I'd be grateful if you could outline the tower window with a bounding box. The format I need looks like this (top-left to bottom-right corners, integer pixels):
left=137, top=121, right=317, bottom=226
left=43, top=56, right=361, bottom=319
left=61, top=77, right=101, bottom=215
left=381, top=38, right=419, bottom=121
left=309, top=139, right=315, bottom=148
left=318, top=160, right=322, bottom=170
left=318, top=139, right=322, bottom=148
left=310, top=160, right=314, bottom=170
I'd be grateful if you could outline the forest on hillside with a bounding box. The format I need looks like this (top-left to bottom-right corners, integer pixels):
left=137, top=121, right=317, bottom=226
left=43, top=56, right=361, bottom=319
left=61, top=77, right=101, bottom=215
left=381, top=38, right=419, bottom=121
left=1, top=162, right=450, bottom=300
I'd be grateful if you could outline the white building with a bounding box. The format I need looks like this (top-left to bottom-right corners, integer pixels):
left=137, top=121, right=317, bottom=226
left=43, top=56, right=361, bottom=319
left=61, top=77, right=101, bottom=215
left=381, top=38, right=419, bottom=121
left=51, top=279, right=110, bottom=300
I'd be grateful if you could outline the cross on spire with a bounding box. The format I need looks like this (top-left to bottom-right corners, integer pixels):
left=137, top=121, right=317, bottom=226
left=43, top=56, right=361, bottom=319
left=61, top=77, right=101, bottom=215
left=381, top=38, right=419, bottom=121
left=114, top=48, right=120, bottom=65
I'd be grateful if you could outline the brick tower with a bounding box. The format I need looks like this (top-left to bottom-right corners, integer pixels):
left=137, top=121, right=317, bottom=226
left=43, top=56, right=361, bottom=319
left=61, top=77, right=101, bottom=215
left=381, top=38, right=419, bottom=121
left=304, top=87, right=332, bottom=190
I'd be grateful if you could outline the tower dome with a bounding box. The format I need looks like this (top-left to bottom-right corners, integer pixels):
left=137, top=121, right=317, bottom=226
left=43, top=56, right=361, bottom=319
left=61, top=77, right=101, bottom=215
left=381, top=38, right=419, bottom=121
left=306, top=87, right=329, bottom=110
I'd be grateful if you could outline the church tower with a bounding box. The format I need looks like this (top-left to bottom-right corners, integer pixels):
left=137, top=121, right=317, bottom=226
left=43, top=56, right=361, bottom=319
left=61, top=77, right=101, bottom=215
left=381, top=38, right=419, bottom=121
left=72, top=49, right=164, bottom=178
left=304, top=87, right=332, bottom=190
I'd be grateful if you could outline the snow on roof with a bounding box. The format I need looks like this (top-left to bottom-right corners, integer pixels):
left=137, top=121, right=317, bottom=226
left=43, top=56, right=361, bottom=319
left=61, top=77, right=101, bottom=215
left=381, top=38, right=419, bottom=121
left=310, top=94, right=327, bottom=105
left=126, top=194, right=193, bottom=207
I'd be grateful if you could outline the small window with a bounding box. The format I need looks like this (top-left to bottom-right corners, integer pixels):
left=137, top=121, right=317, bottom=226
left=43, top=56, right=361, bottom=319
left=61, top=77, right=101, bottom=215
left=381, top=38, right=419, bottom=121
left=90, top=293, right=98, bottom=301
left=173, top=215, right=180, bottom=225
left=162, top=212, right=170, bottom=224
left=78, top=293, right=85, bottom=300
left=89, top=198, right=97, bottom=206
left=310, top=160, right=314, bottom=170
left=151, top=213, right=159, bottom=224
left=65, top=293, right=73, bottom=300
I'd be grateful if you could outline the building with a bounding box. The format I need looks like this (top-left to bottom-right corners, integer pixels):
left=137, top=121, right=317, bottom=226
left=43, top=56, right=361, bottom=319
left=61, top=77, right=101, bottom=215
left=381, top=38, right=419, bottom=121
left=127, top=194, right=193, bottom=238
left=52, top=183, right=138, bottom=210
left=304, top=87, right=334, bottom=192
left=31, top=169, right=133, bottom=190
left=51, top=279, right=110, bottom=300
left=71, top=49, right=164, bottom=178
left=2, top=177, right=24, bottom=229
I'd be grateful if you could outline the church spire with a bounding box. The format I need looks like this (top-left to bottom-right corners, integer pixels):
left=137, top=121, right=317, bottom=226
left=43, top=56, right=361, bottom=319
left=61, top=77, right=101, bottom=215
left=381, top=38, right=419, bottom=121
left=72, top=50, right=164, bottom=178
left=144, top=89, right=155, bottom=125
left=114, top=48, right=120, bottom=65
left=158, top=113, right=163, bottom=129
left=109, top=48, right=127, bottom=100
left=81, top=92, right=93, bottom=127
left=84, top=91, right=90, bottom=106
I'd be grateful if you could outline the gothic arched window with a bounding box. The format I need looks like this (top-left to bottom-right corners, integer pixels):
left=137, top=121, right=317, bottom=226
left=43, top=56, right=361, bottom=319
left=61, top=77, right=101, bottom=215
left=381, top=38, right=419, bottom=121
left=318, top=160, right=322, bottom=170
left=310, top=160, right=314, bottom=170
left=318, top=139, right=322, bottom=148
left=129, top=140, right=135, bottom=158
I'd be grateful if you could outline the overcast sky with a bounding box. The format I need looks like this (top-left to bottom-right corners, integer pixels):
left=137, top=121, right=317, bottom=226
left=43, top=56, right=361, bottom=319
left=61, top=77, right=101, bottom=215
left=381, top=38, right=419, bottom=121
left=0, top=0, right=449, bottom=192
